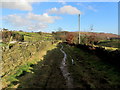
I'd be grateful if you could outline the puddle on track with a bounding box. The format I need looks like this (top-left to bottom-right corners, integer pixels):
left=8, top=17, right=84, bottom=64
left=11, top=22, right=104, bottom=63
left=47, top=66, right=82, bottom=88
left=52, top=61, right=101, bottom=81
left=60, top=44, right=73, bottom=88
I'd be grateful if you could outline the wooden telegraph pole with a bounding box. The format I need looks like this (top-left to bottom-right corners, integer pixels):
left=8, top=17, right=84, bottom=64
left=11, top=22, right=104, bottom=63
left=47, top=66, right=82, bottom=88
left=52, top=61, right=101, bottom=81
left=78, top=14, right=80, bottom=44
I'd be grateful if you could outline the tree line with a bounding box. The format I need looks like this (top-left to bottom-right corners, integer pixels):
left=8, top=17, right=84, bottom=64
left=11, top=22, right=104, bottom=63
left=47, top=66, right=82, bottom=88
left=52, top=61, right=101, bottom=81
left=52, top=31, right=102, bottom=45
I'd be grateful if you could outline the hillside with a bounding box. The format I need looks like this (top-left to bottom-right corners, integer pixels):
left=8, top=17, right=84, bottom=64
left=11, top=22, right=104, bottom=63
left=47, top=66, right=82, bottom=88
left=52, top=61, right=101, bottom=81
left=1, top=30, right=120, bottom=89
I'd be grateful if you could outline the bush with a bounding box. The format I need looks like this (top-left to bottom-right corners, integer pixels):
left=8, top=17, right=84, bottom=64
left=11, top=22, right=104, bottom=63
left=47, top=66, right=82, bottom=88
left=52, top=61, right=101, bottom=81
left=2, top=31, right=24, bottom=42
left=66, top=32, right=75, bottom=44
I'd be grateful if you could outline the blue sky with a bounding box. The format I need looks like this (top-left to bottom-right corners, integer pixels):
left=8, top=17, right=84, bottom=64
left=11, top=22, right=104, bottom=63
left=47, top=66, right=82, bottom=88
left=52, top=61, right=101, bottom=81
left=1, top=2, right=118, bottom=34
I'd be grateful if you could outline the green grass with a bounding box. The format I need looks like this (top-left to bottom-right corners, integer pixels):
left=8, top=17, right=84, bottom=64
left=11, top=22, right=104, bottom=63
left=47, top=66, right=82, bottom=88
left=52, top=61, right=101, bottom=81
left=2, top=30, right=57, bottom=88
left=2, top=41, right=51, bottom=87
left=8, top=43, right=66, bottom=88
left=5, top=63, right=33, bottom=88
left=0, top=42, right=7, bottom=46
left=12, top=31, right=54, bottom=42
left=98, top=39, right=120, bottom=49
left=62, top=43, right=120, bottom=88
left=3, top=41, right=62, bottom=88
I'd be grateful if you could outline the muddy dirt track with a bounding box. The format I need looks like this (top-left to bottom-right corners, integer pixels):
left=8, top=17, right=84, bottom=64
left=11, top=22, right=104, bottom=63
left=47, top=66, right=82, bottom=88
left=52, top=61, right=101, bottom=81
left=60, top=44, right=73, bottom=88
left=8, top=43, right=120, bottom=88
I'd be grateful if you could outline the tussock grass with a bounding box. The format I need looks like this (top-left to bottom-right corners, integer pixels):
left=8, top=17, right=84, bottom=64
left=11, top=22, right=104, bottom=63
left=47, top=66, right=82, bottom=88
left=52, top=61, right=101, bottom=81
left=2, top=41, right=59, bottom=88
left=62, top=43, right=120, bottom=88
left=12, top=43, right=66, bottom=88
left=97, top=39, right=120, bottom=49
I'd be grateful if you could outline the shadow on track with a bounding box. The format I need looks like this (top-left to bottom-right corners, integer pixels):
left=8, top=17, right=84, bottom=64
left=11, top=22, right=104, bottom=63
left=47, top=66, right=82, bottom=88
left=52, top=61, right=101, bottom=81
left=12, top=43, right=67, bottom=88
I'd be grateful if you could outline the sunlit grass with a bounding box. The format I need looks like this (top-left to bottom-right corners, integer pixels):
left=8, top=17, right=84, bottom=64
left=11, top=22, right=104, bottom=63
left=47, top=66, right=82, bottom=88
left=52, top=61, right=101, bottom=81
left=97, top=39, right=120, bottom=49
left=92, top=45, right=118, bottom=51
left=2, top=40, right=60, bottom=88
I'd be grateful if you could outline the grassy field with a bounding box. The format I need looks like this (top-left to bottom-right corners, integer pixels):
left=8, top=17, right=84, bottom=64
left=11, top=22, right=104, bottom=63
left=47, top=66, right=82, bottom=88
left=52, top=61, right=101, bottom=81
left=1, top=31, right=58, bottom=88
left=97, top=39, right=120, bottom=49
left=7, top=43, right=67, bottom=88
left=62, top=43, right=120, bottom=88
left=2, top=41, right=57, bottom=88
left=2, top=30, right=120, bottom=89
left=15, top=31, right=54, bottom=42
left=3, top=42, right=120, bottom=88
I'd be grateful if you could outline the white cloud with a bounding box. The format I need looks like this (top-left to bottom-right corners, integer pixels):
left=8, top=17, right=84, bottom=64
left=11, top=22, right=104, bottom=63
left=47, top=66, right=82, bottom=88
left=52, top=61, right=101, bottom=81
left=0, top=0, right=119, bottom=3
left=77, top=3, right=97, bottom=12
left=87, top=5, right=97, bottom=12
left=0, top=0, right=47, bottom=2
left=58, top=0, right=66, bottom=5
left=0, top=0, right=48, bottom=11
left=47, top=8, right=58, bottom=14
left=3, top=14, right=31, bottom=26
left=0, top=0, right=33, bottom=11
left=3, top=13, right=61, bottom=31
left=48, top=5, right=81, bottom=15
left=28, top=13, right=61, bottom=23
left=27, top=23, right=48, bottom=31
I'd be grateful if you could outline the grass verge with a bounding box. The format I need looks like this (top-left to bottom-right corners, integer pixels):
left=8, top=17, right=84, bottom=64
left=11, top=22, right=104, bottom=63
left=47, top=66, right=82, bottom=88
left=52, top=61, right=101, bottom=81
left=62, top=43, right=120, bottom=88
